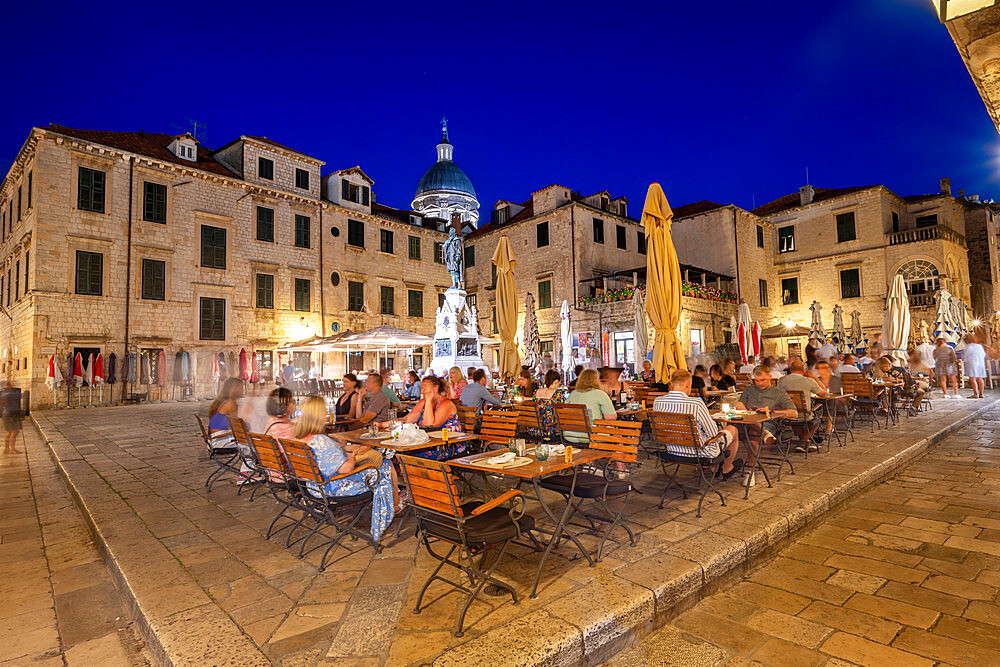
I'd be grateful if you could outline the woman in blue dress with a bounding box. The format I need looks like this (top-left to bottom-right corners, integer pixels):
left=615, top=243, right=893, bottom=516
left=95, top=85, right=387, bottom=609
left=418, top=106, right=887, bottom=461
left=401, top=376, right=465, bottom=459
left=294, top=396, right=395, bottom=541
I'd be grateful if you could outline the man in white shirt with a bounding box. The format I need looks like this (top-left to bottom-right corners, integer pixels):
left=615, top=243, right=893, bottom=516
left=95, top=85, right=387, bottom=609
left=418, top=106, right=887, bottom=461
left=652, top=370, right=743, bottom=479
left=738, top=362, right=756, bottom=374
left=307, top=362, right=320, bottom=380
left=916, top=339, right=935, bottom=369
left=817, top=340, right=838, bottom=361
left=837, top=354, right=861, bottom=374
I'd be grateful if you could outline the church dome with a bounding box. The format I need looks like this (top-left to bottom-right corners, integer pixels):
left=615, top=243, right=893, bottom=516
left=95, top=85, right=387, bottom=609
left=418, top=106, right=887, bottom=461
left=415, top=159, right=477, bottom=198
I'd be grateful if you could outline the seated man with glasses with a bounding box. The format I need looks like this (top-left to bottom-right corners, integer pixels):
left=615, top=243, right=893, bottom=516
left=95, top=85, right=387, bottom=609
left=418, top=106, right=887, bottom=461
left=735, top=366, right=797, bottom=469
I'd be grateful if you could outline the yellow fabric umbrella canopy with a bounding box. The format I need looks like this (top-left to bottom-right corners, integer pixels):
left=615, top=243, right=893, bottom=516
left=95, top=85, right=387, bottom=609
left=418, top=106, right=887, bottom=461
left=642, top=183, right=687, bottom=380
left=492, top=235, right=521, bottom=379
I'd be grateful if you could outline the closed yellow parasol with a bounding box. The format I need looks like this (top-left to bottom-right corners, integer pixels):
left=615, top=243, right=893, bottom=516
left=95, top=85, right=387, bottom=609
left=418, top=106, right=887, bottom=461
left=492, top=235, right=521, bottom=379
left=642, top=183, right=687, bottom=379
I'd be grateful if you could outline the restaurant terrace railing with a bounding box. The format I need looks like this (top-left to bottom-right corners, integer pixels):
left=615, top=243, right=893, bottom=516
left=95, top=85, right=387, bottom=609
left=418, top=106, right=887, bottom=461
left=887, top=224, right=966, bottom=248
left=908, top=293, right=936, bottom=308
left=577, top=282, right=738, bottom=308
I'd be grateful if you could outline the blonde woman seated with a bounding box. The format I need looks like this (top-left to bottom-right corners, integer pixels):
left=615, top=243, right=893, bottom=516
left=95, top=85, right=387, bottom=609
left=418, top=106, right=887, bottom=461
left=294, top=396, right=395, bottom=541
left=564, top=368, right=617, bottom=444
left=402, top=376, right=466, bottom=459
left=447, top=366, right=468, bottom=400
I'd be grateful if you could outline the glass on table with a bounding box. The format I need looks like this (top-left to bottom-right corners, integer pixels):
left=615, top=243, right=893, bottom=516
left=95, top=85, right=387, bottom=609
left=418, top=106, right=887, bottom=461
left=535, top=443, right=549, bottom=461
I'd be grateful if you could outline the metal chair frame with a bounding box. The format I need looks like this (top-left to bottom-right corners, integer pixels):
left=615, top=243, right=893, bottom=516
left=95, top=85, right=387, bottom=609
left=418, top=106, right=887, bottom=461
left=195, top=413, right=240, bottom=492
left=649, top=411, right=727, bottom=517
left=397, top=454, right=528, bottom=637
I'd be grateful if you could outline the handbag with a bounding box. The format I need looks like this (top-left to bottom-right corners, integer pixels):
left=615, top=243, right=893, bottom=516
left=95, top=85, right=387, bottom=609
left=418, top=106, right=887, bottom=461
left=346, top=444, right=384, bottom=468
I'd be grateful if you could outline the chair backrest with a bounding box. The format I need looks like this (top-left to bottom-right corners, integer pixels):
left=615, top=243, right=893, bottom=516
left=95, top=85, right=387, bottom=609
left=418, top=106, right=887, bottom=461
left=650, top=411, right=704, bottom=455
left=735, top=379, right=751, bottom=391
left=277, top=437, right=326, bottom=485
left=590, top=419, right=641, bottom=462
left=554, top=402, right=592, bottom=436
left=195, top=413, right=212, bottom=451
left=396, top=454, right=463, bottom=517
left=228, top=416, right=256, bottom=462
left=455, top=405, right=478, bottom=434
left=644, top=391, right=669, bottom=404
left=632, top=386, right=650, bottom=404
left=840, top=373, right=873, bottom=398
left=249, top=433, right=286, bottom=478
left=480, top=409, right=517, bottom=443
left=515, top=400, right=540, bottom=430
left=786, top=389, right=809, bottom=414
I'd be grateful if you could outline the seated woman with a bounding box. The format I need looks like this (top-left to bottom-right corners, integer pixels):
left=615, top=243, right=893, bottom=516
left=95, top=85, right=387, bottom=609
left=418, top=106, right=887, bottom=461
left=294, top=396, right=395, bottom=541
left=639, top=359, right=655, bottom=382
left=259, top=388, right=295, bottom=482
left=401, top=371, right=422, bottom=401
left=530, top=370, right=567, bottom=440
left=402, top=376, right=466, bottom=459
left=207, top=377, right=244, bottom=450
left=564, top=368, right=617, bottom=444
left=447, top=366, right=467, bottom=400
left=515, top=369, right=536, bottom=398
left=332, top=373, right=362, bottom=429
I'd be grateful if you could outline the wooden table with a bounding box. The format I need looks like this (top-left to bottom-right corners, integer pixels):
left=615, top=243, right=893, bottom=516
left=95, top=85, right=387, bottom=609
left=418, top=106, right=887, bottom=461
left=330, top=427, right=476, bottom=453
left=812, top=394, right=854, bottom=448
left=448, top=447, right=610, bottom=599
left=710, top=410, right=777, bottom=497
left=326, top=417, right=362, bottom=431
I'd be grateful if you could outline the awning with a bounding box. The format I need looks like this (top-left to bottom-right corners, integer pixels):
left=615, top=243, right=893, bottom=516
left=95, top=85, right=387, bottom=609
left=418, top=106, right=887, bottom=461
left=330, top=325, right=433, bottom=351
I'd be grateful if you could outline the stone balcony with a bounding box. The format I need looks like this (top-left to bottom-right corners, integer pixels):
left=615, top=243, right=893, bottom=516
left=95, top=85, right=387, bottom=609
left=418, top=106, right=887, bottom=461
left=887, top=224, right=966, bottom=248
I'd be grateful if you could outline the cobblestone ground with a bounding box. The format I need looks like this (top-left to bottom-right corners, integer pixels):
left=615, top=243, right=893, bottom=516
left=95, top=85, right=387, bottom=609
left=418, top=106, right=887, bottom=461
left=0, top=424, right=149, bottom=666
left=605, top=409, right=1000, bottom=666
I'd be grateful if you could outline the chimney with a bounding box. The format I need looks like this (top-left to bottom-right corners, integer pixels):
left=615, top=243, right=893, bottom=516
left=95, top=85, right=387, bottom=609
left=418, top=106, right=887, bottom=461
left=450, top=212, right=462, bottom=236
left=799, top=185, right=815, bottom=206
left=939, top=178, right=951, bottom=196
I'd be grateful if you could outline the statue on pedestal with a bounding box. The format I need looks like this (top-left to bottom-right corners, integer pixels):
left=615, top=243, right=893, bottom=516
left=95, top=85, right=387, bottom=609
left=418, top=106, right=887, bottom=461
left=443, top=227, right=463, bottom=289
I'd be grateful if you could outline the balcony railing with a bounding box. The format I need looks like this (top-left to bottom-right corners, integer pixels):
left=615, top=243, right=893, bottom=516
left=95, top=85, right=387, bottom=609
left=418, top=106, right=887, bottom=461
left=908, top=293, right=936, bottom=308
left=887, top=224, right=966, bottom=248
left=577, top=283, right=738, bottom=308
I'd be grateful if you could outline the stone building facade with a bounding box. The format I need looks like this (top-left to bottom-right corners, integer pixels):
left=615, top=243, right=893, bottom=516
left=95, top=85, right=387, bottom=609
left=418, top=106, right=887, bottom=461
left=462, top=184, right=735, bottom=372
left=0, top=125, right=452, bottom=408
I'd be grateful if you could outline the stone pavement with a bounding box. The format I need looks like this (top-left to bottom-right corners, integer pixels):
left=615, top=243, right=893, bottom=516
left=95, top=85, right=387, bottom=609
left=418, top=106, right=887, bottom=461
left=605, top=408, right=1000, bottom=666
left=28, top=393, right=999, bottom=666
left=0, top=422, right=148, bottom=666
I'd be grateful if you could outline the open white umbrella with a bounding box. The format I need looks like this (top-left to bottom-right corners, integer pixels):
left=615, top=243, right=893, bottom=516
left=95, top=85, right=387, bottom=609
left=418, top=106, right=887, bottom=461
left=809, top=301, right=826, bottom=344
left=522, top=293, right=540, bottom=370
left=633, top=287, right=648, bottom=369
left=882, top=274, right=910, bottom=366
left=560, top=300, right=574, bottom=380
left=831, top=305, right=848, bottom=353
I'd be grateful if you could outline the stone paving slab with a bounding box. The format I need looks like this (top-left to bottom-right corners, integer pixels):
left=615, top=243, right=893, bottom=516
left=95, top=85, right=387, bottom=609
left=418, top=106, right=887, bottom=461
left=29, top=393, right=1000, bottom=666
left=605, top=408, right=1000, bottom=666
left=0, top=421, right=148, bottom=665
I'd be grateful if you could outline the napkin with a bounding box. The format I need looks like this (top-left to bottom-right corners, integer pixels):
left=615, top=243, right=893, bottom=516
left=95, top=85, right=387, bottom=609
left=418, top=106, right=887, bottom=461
left=487, top=452, right=516, bottom=465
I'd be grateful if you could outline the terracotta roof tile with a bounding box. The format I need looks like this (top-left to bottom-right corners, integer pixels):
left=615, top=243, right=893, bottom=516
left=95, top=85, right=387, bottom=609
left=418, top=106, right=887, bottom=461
left=672, top=200, right=726, bottom=218
left=751, top=186, right=877, bottom=217
left=45, top=124, right=238, bottom=178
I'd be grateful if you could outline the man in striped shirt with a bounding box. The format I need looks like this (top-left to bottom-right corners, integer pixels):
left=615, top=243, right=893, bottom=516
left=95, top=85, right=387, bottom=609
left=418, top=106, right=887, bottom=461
left=652, top=370, right=743, bottom=479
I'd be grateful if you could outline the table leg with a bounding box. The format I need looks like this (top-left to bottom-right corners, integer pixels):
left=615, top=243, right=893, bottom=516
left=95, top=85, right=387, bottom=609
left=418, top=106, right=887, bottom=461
left=736, top=424, right=771, bottom=500
left=529, top=468, right=594, bottom=599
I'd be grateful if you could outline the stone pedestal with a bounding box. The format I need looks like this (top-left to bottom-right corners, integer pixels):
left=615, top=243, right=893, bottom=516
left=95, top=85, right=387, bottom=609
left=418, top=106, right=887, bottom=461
left=429, top=288, right=486, bottom=376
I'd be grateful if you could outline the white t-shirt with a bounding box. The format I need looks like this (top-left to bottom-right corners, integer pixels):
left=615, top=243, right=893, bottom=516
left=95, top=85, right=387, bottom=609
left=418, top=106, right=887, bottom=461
left=817, top=343, right=838, bottom=360
left=916, top=342, right=935, bottom=369
left=308, top=367, right=320, bottom=380
left=836, top=364, right=860, bottom=375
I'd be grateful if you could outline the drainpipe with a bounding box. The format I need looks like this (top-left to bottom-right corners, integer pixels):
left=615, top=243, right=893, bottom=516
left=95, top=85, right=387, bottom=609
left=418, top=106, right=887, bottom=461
left=122, top=156, right=134, bottom=404
left=318, top=203, right=326, bottom=376
left=732, top=206, right=741, bottom=301
left=571, top=205, right=604, bottom=362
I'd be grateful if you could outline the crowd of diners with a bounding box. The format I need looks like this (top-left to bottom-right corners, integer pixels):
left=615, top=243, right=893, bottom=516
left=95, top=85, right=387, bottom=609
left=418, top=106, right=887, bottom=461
left=203, top=332, right=990, bottom=543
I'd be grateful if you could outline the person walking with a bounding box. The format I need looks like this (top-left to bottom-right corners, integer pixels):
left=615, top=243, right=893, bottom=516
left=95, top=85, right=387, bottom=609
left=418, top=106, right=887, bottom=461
left=933, top=338, right=959, bottom=398
left=2, top=382, right=23, bottom=454
left=963, top=334, right=987, bottom=399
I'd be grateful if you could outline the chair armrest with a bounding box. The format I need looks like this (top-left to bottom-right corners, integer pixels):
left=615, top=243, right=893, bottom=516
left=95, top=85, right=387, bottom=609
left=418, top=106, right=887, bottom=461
left=703, top=431, right=728, bottom=445
left=209, top=430, right=233, bottom=439
left=325, top=463, right=380, bottom=483
left=471, top=489, right=523, bottom=515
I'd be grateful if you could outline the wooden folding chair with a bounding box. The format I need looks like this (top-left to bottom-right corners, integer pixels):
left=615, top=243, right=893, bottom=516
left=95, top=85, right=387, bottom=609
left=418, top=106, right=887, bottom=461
left=195, top=414, right=239, bottom=492
left=228, top=417, right=268, bottom=499
left=397, top=455, right=533, bottom=637
left=539, top=419, right=641, bottom=559
left=841, top=374, right=885, bottom=432
left=780, top=389, right=823, bottom=459
left=479, top=409, right=518, bottom=449
left=246, top=433, right=304, bottom=541
left=278, top=437, right=382, bottom=570
left=553, top=403, right=592, bottom=446
left=515, top=400, right=541, bottom=437
left=649, top=411, right=727, bottom=517
left=455, top=405, right=479, bottom=434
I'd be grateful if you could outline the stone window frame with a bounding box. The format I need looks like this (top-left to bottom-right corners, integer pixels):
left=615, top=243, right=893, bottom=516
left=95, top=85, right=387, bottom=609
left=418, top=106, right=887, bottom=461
left=835, top=210, right=857, bottom=243
left=295, top=168, right=310, bottom=191
left=537, top=221, right=550, bottom=248
left=294, top=214, right=311, bottom=249
left=777, top=225, right=795, bottom=254
left=256, top=206, right=275, bottom=243
left=380, top=284, right=395, bottom=315
left=408, top=235, right=421, bottom=260
left=838, top=263, right=862, bottom=300
left=407, top=288, right=423, bottom=318
left=780, top=275, right=799, bottom=305
left=380, top=228, right=394, bottom=255
left=142, top=181, right=168, bottom=224
left=72, top=152, right=114, bottom=217
left=66, top=235, right=113, bottom=298
left=294, top=277, right=311, bottom=312
left=255, top=272, right=275, bottom=309
left=258, top=156, right=274, bottom=180
left=347, top=280, right=364, bottom=312
left=616, top=224, right=627, bottom=250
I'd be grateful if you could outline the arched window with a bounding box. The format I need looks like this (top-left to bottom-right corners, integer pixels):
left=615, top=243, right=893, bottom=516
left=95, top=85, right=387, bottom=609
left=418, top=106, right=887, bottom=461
left=897, top=260, right=939, bottom=296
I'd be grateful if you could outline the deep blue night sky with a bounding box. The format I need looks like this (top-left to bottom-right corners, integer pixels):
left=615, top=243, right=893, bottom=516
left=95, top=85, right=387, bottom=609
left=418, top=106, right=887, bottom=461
left=1, top=0, right=997, bottom=216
